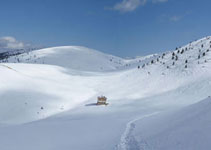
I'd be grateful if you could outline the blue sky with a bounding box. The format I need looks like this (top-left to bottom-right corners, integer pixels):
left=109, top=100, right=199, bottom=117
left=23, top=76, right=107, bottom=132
left=0, top=0, right=211, bottom=57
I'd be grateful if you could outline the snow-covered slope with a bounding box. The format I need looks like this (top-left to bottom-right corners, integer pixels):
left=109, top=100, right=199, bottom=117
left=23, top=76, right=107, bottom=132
left=5, top=46, right=124, bottom=72
left=131, top=96, right=211, bottom=150
left=0, top=36, right=211, bottom=150
left=0, top=63, right=102, bottom=124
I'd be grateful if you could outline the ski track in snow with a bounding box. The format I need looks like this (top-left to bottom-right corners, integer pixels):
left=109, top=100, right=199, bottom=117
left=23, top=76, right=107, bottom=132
left=117, top=112, right=159, bottom=150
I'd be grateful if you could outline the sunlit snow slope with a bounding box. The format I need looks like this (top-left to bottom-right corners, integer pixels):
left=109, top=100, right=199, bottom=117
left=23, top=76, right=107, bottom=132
left=0, top=36, right=211, bottom=150
left=5, top=46, right=124, bottom=71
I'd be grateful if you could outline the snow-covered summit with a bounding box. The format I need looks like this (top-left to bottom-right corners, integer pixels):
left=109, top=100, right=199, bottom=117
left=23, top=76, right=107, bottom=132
left=3, top=36, right=211, bottom=73
left=5, top=46, right=124, bottom=72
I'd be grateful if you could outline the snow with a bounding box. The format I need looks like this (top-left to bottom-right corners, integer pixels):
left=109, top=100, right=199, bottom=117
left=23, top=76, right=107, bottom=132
left=132, top=97, right=211, bottom=150
left=0, top=36, right=211, bottom=149
left=117, top=112, right=160, bottom=150
left=5, top=46, right=124, bottom=72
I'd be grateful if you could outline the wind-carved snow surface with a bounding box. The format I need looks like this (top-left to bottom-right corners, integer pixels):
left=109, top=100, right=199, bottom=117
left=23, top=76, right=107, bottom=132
left=0, top=36, right=211, bottom=150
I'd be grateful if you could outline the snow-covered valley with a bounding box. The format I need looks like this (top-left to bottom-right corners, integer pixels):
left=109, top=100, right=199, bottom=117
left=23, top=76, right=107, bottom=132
left=1, top=36, right=211, bottom=150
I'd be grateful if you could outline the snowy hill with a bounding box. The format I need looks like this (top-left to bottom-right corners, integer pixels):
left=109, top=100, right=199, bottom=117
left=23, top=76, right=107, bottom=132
left=4, top=36, right=211, bottom=72
left=0, top=36, right=211, bottom=149
left=4, top=46, right=124, bottom=72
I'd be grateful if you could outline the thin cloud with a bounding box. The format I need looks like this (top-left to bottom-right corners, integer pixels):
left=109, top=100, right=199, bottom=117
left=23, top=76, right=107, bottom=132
left=169, top=11, right=191, bottom=22
left=0, top=36, right=25, bottom=49
left=113, top=0, right=146, bottom=13
left=152, top=0, right=168, bottom=3
left=112, top=0, right=168, bottom=13
left=169, top=15, right=182, bottom=22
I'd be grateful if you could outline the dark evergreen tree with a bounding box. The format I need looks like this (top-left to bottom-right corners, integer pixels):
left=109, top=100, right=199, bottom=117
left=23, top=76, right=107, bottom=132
left=175, top=55, right=178, bottom=61
left=177, top=50, right=180, bottom=53
left=172, top=56, right=174, bottom=60
left=172, top=52, right=175, bottom=56
left=172, top=62, right=175, bottom=66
